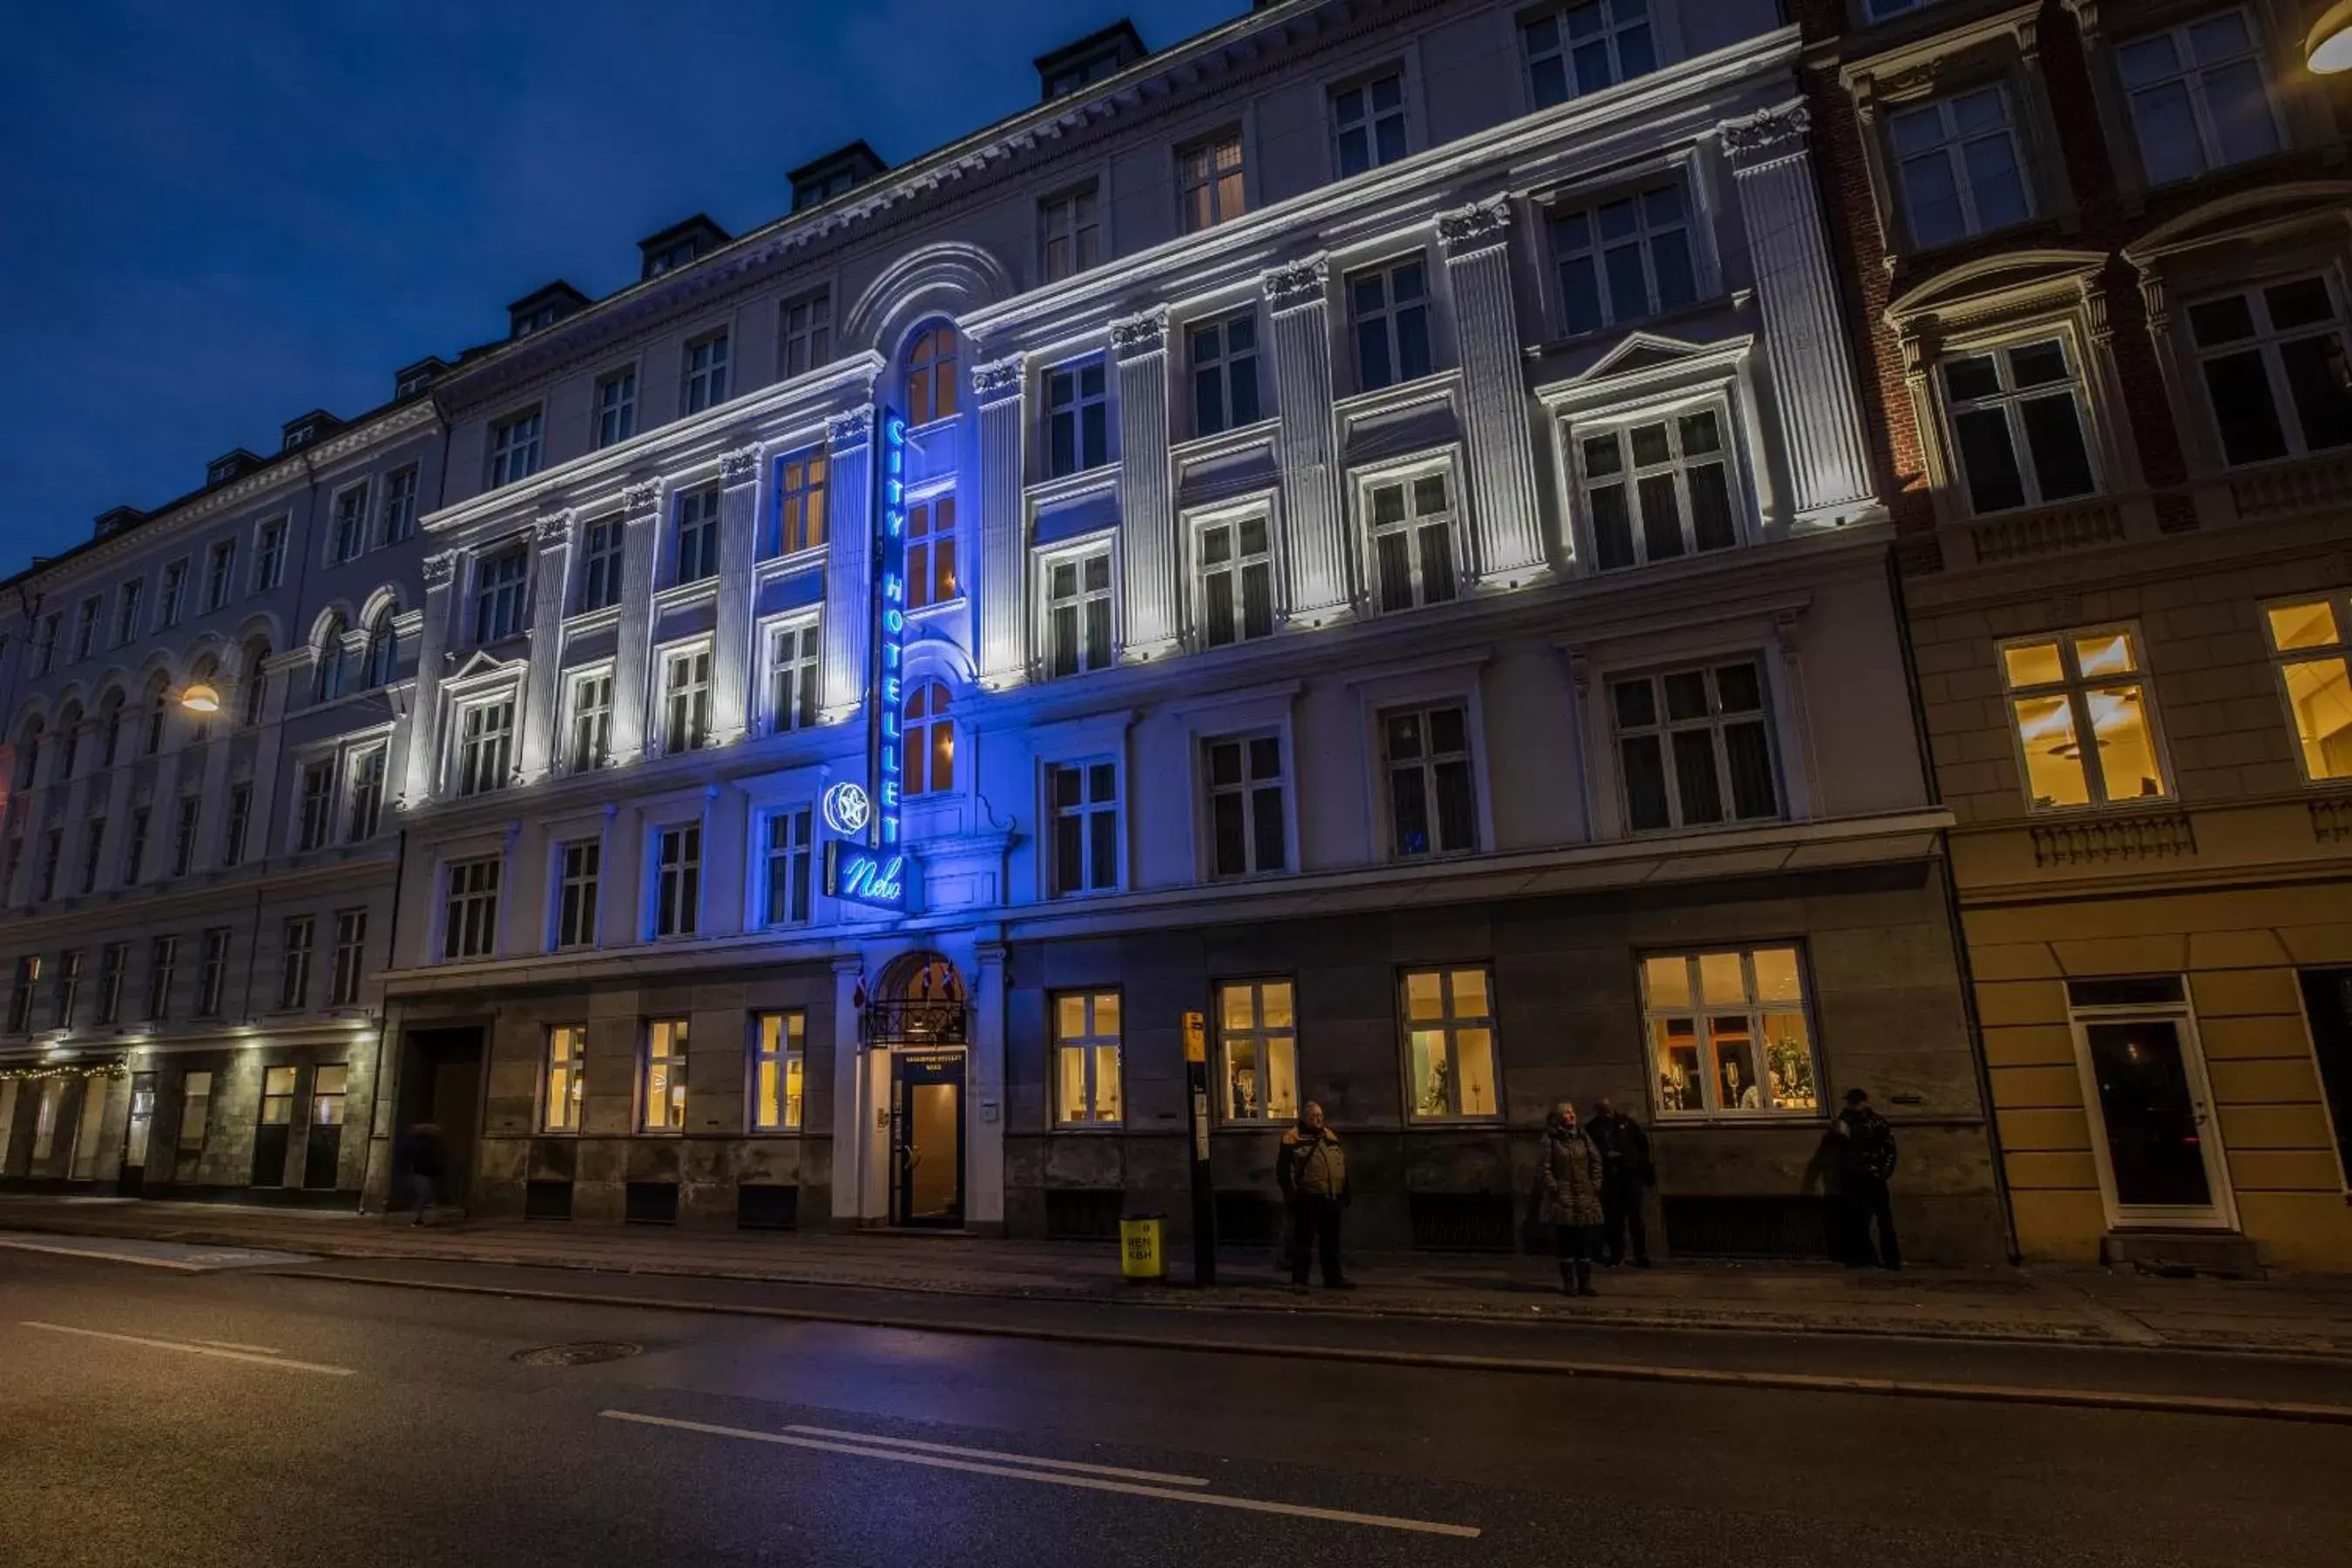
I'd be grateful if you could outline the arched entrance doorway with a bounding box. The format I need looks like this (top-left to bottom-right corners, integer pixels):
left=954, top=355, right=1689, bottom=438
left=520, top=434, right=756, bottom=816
left=867, top=951, right=968, bottom=1227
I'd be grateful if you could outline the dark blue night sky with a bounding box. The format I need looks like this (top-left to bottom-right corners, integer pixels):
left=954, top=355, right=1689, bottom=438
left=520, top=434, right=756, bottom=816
left=0, top=0, right=1235, bottom=573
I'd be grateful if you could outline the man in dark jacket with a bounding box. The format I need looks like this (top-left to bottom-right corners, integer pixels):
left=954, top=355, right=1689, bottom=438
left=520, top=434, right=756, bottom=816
left=1587, top=1097, right=1654, bottom=1267
left=1828, top=1088, right=1900, bottom=1269
left=1276, top=1101, right=1352, bottom=1290
left=397, top=1121, right=446, bottom=1226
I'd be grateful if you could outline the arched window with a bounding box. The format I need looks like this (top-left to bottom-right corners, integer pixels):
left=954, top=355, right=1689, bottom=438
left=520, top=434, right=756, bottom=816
left=315, top=616, right=348, bottom=702
left=144, top=673, right=171, bottom=756
left=55, top=703, right=83, bottom=778
left=96, top=690, right=125, bottom=767
left=905, top=325, right=959, bottom=427
left=362, top=606, right=397, bottom=687
left=902, top=681, right=954, bottom=797
left=14, top=719, right=43, bottom=789
left=242, top=640, right=272, bottom=726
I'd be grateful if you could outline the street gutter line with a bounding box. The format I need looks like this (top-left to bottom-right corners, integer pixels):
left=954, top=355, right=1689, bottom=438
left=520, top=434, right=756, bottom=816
left=280, top=1269, right=2352, bottom=1426
left=600, top=1410, right=1481, bottom=1538
left=19, top=1321, right=357, bottom=1376
left=781, top=1423, right=1210, bottom=1485
left=0, top=1239, right=210, bottom=1272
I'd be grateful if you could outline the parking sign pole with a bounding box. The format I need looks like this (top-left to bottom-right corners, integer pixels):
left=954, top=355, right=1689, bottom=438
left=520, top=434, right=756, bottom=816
left=1183, top=1010, right=1215, bottom=1286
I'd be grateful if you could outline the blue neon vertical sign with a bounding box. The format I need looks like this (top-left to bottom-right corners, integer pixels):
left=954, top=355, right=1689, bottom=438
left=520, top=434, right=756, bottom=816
left=828, top=406, right=911, bottom=909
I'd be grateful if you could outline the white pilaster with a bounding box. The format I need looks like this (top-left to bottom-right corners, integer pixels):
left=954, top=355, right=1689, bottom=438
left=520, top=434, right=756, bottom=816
left=1437, top=197, right=1549, bottom=584
left=517, top=511, right=572, bottom=784
left=710, top=445, right=763, bottom=745
left=400, top=548, right=461, bottom=808
left=1720, top=103, right=1877, bottom=521
left=828, top=954, right=869, bottom=1227
left=971, top=357, right=1029, bottom=686
left=606, top=484, right=663, bottom=766
left=821, top=409, right=875, bottom=723
left=1112, top=310, right=1179, bottom=659
left=1262, top=257, right=1349, bottom=621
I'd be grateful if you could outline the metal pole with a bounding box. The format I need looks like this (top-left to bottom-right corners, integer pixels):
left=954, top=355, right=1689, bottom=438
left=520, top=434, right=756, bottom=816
left=1183, top=1010, right=1214, bottom=1286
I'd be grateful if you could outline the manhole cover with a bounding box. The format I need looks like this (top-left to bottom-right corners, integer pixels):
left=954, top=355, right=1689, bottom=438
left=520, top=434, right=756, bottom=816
left=511, top=1341, right=642, bottom=1367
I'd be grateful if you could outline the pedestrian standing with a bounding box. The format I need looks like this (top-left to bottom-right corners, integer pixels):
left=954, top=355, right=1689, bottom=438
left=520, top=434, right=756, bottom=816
left=1535, top=1103, right=1605, bottom=1296
left=1828, top=1087, right=1901, bottom=1270
left=1276, top=1101, right=1353, bottom=1291
left=1587, top=1096, right=1654, bottom=1267
left=398, top=1121, right=446, bottom=1226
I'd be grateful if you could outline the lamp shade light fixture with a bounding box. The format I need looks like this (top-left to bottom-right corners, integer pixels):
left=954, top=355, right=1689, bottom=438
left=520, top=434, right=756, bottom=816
left=2313, top=0, right=2352, bottom=72
left=179, top=682, right=221, bottom=714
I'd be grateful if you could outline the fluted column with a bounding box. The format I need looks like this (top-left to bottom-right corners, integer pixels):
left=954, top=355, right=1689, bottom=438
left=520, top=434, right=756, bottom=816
left=400, top=548, right=461, bottom=808
left=971, top=357, right=1028, bottom=687
left=710, top=444, right=763, bottom=744
left=1438, top=197, right=1548, bottom=584
left=517, top=511, right=572, bottom=783
left=1262, top=257, right=1349, bottom=622
left=1720, top=103, right=1876, bottom=521
left=606, top=483, right=663, bottom=766
left=1112, top=311, right=1179, bottom=660
left=820, top=408, right=875, bottom=724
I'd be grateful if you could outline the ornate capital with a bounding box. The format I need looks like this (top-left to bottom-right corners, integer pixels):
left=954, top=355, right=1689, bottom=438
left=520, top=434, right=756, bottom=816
left=421, top=550, right=459, bottom=587
left=620, top=480, right=662, bottom=518
left=1720, top=103, right=1811, bottom=172
left=533, top=510, right=572, bottom=548
left=1262, top=254, right=1328, bottom=313
left=719, top=443, right=762, bottom=486
left=1110, top=308, right=1168, bottom=360
left=826, top=404, right=877, bottom=453
left=1436, top=196, right=1513, bottom=258
left=971, top=355, right=1025, bottom=404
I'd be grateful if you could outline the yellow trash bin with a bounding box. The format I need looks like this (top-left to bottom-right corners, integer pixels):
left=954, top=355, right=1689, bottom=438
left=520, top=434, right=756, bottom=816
left=1119, top=1214, right=1166, bottom=1281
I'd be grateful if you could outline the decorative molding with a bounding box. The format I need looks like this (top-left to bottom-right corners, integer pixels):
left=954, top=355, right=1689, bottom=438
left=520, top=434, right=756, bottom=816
left=533, top=510, right=573, bottom=547
left=2230, top=450, right=2352, bottom=523
left=2313, top=797, right=2352, bottom=846
left=1968, top=500, right=2126, bottom=565
left=1109, top=308, right=1169, bottom=359
left=827, top=404, right=878, bottom=451
left=1436, top=196, right=1512, bottom=258
left=970, top=356, right=1026, bottom=403
left=420, top=551, right=459, bottom=587
left=2031, top=810, right=2197, bottom=868
left=620, top=481, right=662, bottom=518
left=1720, top=102, right=1810, bottom=172
left=1261, top=254, right=1329, bottom=313
left=719, top=444, right=762, bottom=485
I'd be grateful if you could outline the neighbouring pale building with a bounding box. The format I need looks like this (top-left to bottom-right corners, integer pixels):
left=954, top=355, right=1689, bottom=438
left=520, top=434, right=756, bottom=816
left=5, top=0, right=2017, bottom=1266
left=1801, top=0, right=2352, bottom=1268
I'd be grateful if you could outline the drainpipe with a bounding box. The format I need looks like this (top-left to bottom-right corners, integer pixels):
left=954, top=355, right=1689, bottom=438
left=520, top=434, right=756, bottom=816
left=355, top=824, right=408, bottom=1214
left=1886, top=547, right=2020, bottom=1266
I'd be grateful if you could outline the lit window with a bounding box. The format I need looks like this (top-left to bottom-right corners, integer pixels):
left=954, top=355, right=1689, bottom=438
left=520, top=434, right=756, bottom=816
left=564, top=670, right=613, bottom=772
left=906, top=326, right=960, bottom=427
left=683, top=333, right=730, bottom=415
left=1044, top=548, right=1116, bottom=677
left=2266, top=598, right=2352, bottom=783
left=2187, top=277, right=2352, bottom=466
left=490, top=409, right=544, bottom=488
left=1216, top=979, right=1298, bottom=1124
left=578, top=517, right=625, bottom=612
left=750, top=1011, right=805, bottom=1132
left=278, top=916, right=314, bottom=1010
left=178, top=1070, right=213, bottom=1157
left=1579, top=407, right=1740, bottom=569
left=652, top=823, right=701, bottom=937
left=1195, top=511, right=1274, bottom=648
left=1364, top=469, right=1459, bottom=612
left=1190, top=313, right=1260, bottom=437
left=1178, top=131, right=1246, bottom=233
left=908, top=496, right=957, bottom=608
left=1550, top=184, right=1697, bottom=335
left=774, top=449, right=828, bottom=556
left=761, top=809, right=813, bottom=926
left=2118, top=9, right=2280, bottom=185
left=260, top=1065, right=297, bottom=1126
left=767, top=622, right=821, bottom=734
left=661, top=646, right=712, bottom=754
left=1402, top=967, right=1499, bottom=1120
left=1053, top=990, right=1124, bottom=1125
left=1891, top=86, right=2031, bottom=249
left=1039, top=185, right=1100, bottom=283
left=1383, top=704, right=1477, bottom=857
left=1045, top=361, right=1110, bottom=477
left=455, top=699, right=515, bottom=796
left=328, top=909, right=366, bottom=1006
left=554, top=838, right=601, bottom=949
left=1644, top=947, right=1820, bottom=1118
left=331, top=484, right=369, bottom=564
left=313, top=1064, right=348, bottom=1130
left=2000, top=629, right=2170, bottom=809
left=596, top=369, right=637, bottom=449
left=1939, top=340, right=2099, bottom=514
left=1523, top=1, right=1656, bottom=110
left=381, top=467, right=420, bottom=544
left=641, top=1018, right=688, bottom=1132
left=1331, top=71, right=1407, bottom=178
left=473, top=547, right=528, bottom=642
left=1350, top=257, right=1431, bottom=392
left=781, top=292, right=831, bottom=377
left=902, top=682, right=955, bottom=797
left=1049, top=760, right=1120, bottom=896
left=1612, top=662, right=1780, bottom=832
left=441, top=857, right=501, bottom=961
left=674, top=485, right=720, bottom=585
left=544, top=1025, right=585, bottom=1132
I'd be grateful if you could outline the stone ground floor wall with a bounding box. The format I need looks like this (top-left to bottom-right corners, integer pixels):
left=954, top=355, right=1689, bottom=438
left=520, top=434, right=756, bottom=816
left=1969, top=881, right=2352, bottom=1270
left=1003, top=860, right=2008, bottom=1265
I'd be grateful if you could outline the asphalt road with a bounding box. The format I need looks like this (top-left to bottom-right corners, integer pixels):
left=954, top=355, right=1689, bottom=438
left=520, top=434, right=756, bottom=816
left=1, top=1249, right=2347, bottom=1568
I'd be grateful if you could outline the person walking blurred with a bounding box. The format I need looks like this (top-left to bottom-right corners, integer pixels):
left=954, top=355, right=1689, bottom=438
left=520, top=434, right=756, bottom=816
left=1536, top=1103, right=1605, bottom=1296
left=1588, top=1096, right=1654, bottom=1267
left=397, top=1121, right=447, bottom=1226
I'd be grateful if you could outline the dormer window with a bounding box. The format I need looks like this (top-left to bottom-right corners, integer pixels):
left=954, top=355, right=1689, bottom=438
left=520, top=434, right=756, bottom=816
left=1035, top=20, right=1143, bottom=101
left=789, top=142, right=886, bottom=212
left=507, top=282, right=588, bottom=341
left=637, top=215, right=730, bottom=280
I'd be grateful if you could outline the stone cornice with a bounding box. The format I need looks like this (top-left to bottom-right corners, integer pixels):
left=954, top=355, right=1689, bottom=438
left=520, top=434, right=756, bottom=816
left=971, top=356, right=1027, bottom=404
left=719, top=444, right=762, bottom=485
left=1262, top=254, right=1329, bottom=312
left=1109, top=308, right=1169, bottom=359
left=1436, top=195, right=1513, bottom=257
left=826, top=405, right=878, bottom=453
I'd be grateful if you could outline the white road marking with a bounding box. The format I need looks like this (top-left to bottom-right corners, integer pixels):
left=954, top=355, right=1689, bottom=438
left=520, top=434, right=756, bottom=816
left=0, top=1233, right=308, bottom=1271
left=0, top=1238, right=206, bottom=1271
left=601, top=1410, right=1480, bottom=1538
left=782, top=1423, right=1210, bottom=1485
left=191, top=1338, right=284, bottom=1355
left=21, top=1321, right=355, bottom=1376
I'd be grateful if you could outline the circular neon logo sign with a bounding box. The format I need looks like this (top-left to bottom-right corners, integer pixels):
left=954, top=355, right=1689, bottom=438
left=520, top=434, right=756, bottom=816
left=821, top=781, right=873, bottom=837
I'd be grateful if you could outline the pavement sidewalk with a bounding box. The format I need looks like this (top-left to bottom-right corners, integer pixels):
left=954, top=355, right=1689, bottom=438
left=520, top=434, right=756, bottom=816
left=3, top=1193, right=2350, bottom=1356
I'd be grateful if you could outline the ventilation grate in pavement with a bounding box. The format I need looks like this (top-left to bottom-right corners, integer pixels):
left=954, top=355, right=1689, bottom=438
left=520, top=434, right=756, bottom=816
left=510, top=1341, right=643, bottom=1367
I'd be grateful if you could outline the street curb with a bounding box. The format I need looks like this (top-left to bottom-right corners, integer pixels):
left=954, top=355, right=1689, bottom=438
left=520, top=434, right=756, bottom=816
left=282, top=1266, right=2352, bottom=1427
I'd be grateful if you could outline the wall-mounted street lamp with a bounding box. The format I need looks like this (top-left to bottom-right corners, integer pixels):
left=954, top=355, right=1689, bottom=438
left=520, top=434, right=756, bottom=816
left=178, top=682, right=220, bottom=713
left=2313, top=2, right=2352, bottom=71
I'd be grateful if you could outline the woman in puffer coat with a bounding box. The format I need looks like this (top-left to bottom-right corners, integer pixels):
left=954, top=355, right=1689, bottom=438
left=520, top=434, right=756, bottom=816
left=1536, top=1102, right=1607, bottom=1296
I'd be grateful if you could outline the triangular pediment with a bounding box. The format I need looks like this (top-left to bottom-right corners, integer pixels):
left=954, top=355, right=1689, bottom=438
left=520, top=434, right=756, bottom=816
left=446, top=648, right=517, bottom=684
left=1569, top=331, right=1740, bottom=386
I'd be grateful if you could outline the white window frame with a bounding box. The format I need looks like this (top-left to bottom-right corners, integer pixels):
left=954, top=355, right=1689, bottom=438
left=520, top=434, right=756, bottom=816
left=2116, top=7, right=2283, bottom=186
left=254, top=517, right=288, bottom=589
left=1608, top=659, right=1784, bottom=834
left=1640, top=946, right=1823, bottom=1120
left=328, top=909, right=366, bottom=1006
left=381, top=466, right=419, bottom=545
left=649, top=820, right=703, bottom=939
left=2186, top=274, right=2352, bottom=467
left=1037, top=539, right=1119, bottom=679
left=1329, top=67, right=1409, bottom=179
left=157, top=560, right=187, bottom=628
left=906, top=490, right=957, bottom=611
left=673, top=484, right=721, bottom=585
left=1191, top=503, right=1278, bottom=649
left=1548, top=179, right=1702, bottom=335
left=1935, top=333, right=2104, bottom=516
left=450, top=693, right=517, bottom=798
left=1348, top=254, right=1433, bottom=394
left=563, top=665, right=615, bottom=774
left=595, top=368, right=637, bottom=449
left=1357, top=457, right=1463, bottom=615
left=1044, top=358, right=1112, bottom=478
left=748, top=1010, right=806, bottom=1132
left=1890, top=84, right=2032, bottom=250
left=489, top=408, right=544, bottom=488
left=1045, top=756, right=1123, bottom=897
left=344, top=742, right=388, bottom=841
left=1177, top=128, right=1247, bottom=233
left=2261, top=594, right=2352, bottom=787
left=1997, top=625, right=2174, bottom=812
left=1379, top=700, right=1480, bottom=859
left=1521, top=0, right=1658, bottom=112
left=1188, top=310, right=1261, bottom=438
left=1038, top=183, right=1101, bottom=283
left=278, top=916, right=314, bottom=1010
left=577, top=516, right=626, bottom=614
left=203, top=537, right=237, bottom=612
left=659, top=640, right=713, bottom=755
left=781, top=291, right=831, bottom=378
left=1052, top=990, right=1125, bottom=1127
left=1201, top=732, right=1288, bottom=880
left=760, top=618, right=820, bottom=736
left=760, top=806, right=814, bottom=927
left=773, top=447, right=828, bottom=558
left=683, top=332, right=730, bottom=416
left=112, top=578, right=145, bottom=646
left=640, top=1017, right=689, bottom=1132
left=195, top=928, right=231, bottom=1016
left=1213, top=977, right=1299, bottom=1125
left=1401, top=965, right=1502, bottom=1122
left=1571, top=395, right=1749, bottom=570
left=543, top=1024, right=586, bottom=1132
left=329, top=483, right=369, bottom=564
left=472, top=546, right=529, bottom=643
left=552, top=835, right=602, bottom=950
left=440, top=855, right=502, bottom=962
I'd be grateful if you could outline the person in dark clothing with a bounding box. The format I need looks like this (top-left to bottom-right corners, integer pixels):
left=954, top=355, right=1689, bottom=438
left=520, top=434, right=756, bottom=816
left=1536, top=1103, right=1606, bottom=1296
left=397, top=1122, right=446, bottom=1226
left=1587, top=1097, right=1654, bottom=1267
left=1828, top=1088, right=1901, bottom=1269
left=1276, top=1101, right=1352, bottom=1291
